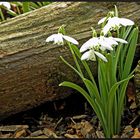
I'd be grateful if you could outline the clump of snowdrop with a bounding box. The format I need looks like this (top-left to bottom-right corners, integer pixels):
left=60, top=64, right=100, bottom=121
left=80, top=35, right=127, bottom=62
left=46, top=6, right=138, bottom=138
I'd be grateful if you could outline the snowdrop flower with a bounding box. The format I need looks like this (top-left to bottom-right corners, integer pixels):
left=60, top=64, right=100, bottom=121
left=81, top=49, right=108, bottom=62
left=98, top=16, right=134, bottom=35
left=80, top=36, right=127, bottom=52
left=80, top=37, right=99, bottom=52
left=46, top=33, right=79, bottom=45
left=0, top=2, right=11, bottom=9
left=99, top=36, right=127, bottom=51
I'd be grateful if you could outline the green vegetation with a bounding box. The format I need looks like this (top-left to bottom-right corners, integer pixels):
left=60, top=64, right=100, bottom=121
left=0, top=2, right=51, bottom=22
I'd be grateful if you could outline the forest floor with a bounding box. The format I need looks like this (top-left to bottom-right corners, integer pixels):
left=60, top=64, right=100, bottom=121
left=0, top=90, right=140, bottom=138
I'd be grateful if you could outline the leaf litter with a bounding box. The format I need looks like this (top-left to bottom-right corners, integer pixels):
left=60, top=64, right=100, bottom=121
left=0, top=89, right=139, bottom=138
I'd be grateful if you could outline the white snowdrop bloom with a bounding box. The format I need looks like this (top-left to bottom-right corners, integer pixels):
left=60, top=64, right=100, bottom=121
left=46, top=33, right=64, bottom=45
left=81, top=50, right=107, bottom=62
left=80, top=37, right=99, bottom=53
left=0, top=2, right=11, bottom=9
left=46, top=33, right=79, bottom=45
left=80, top=35, right=127, bottom=53
left=99, top=36, right=115, bottom=51
left=100, top=16, right=134, bottom=35
left=99, top=36, right=127, bottom=51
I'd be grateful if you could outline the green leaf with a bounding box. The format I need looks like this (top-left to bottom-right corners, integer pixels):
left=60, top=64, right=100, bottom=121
left=0, top=8, right=5, bottom=21
left=83, top=78, right=100, bottom=101
left=107, top=75, right=134, bottom=134
left=22, top=2, right=30, bottom=13
left=122, top=27, right=139, bottom=79
left=59, top=81, right=107, bottom=135
left=7, top=9, right=17, bottom=17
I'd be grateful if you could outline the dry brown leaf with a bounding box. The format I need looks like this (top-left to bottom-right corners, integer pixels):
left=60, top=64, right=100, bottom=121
left=72, top=115, right=87, bottom=120
left=0, top=133, right=11, bottom=138
left=43, top=128, right=59, bottom=138
left=0, top=125, right=28, bottom=132
left=130, top=102, right=137, bottom=109
left=70, top=121, right=94, bottom=137
left=33, top=135, right=49, bottom=138
left=96, top=130, right=105, bottom=138
left=14, top=129, right=26, bottom=138
left=126, top=81, right=136, bottom=102
left=123, top=125, right=133, bottom=133
left=30, top=130, right=43, bottom=137
left=131, top=128, right=140, bottom=138
left=64, top=133, right=80, bottom=138
left=80, top=121, right=94, bottom=137
left=72, top=122, right=82, bottom=130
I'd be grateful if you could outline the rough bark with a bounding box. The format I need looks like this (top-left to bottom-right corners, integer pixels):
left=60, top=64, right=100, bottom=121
left=0, top=2, right=140, bottom=119
left=135, top=60, right=140, bottom=107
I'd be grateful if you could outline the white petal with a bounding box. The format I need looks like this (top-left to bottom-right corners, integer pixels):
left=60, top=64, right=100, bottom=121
left=80, top=41, right=90, bottom=52
left=46, top=34, right=57, bottom=42
left=102, top=24, right=111, bottom=35
left=119, top=18, right=134, bottom=26
left=108, top=17, right=119, bottom=27
left=54, top=34, right=63, bottom=45
left=113, top=38, right=128, bottom=44
left=80, top=38, right=99, bottom=52
left=99, top=37, right=113, bottom=51
left=46, top=33, right=63, bottom=45
left=63, top=35, right=79, bottom=45
left=0, top=2, right=10, bottom=9
left=94, top=51, right=108, bottom=62
left=107, top=37, right=118, bottom=45
left=102, top=45, right=113, bottom=51
left=81, top=50, right=96, bottom=61
left=98, top=17, right=106, bottom=25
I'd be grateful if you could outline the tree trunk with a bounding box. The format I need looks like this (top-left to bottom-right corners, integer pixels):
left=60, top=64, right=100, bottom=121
left=0, top=2, right=140, bottom=119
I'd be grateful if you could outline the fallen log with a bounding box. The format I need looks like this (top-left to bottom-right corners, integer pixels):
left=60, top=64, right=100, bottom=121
left=0, top=2, right=140, bottom=119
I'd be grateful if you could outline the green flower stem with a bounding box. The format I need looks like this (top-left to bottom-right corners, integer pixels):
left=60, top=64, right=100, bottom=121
left=67, top=42, right=84, bottom=77
left=0, top=8, right=5, bottom=21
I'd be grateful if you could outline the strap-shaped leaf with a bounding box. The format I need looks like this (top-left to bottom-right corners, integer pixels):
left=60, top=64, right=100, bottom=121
left=59, top=81, right=107, bottom=134
left=122, top=27, right=138, bottom=79
left=107, top=75, right=133, bottom=135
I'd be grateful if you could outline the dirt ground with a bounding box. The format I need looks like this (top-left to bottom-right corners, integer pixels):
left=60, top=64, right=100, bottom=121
left=0, top=90, right=140, bottom=138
